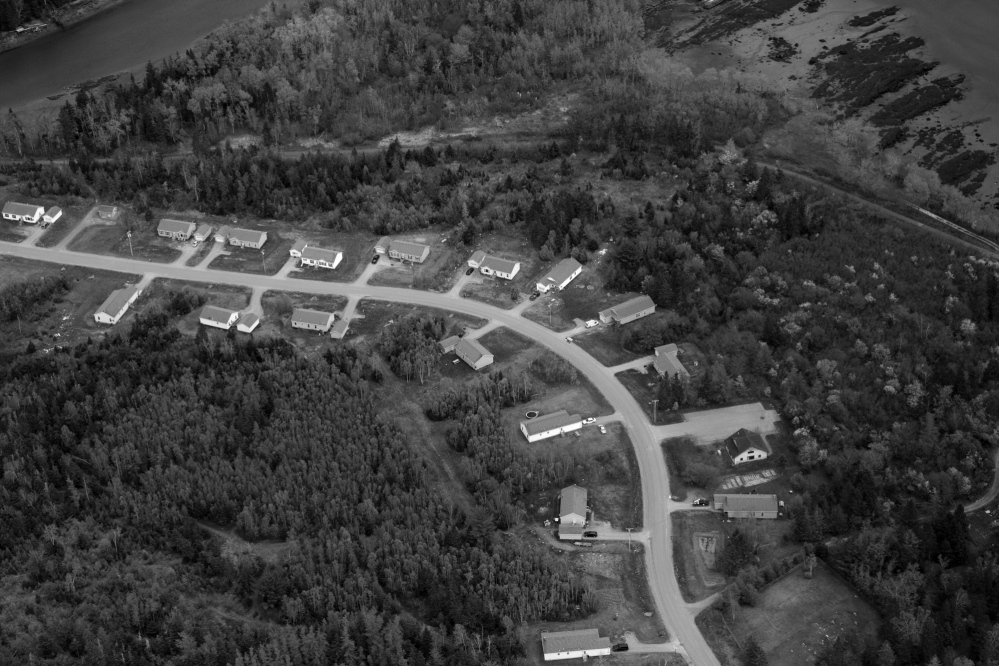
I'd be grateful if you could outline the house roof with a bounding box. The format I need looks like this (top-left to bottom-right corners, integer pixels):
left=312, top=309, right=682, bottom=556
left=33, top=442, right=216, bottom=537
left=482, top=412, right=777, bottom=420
left=95, top=285, right=138, bottom=318
left=291, top=238, right=309, bottom=253
left=301, top=246, right=342, bottom=263
left=3, top=202, right=42, bottom=216
left=716, top=494, right=779, bottom=513
left=439, top=334, right=461, bottom=350
left=456, top=338, right=491, bottom=364
left=200, top=305, right=238, bottom=324
left=655, top=343, right=679, bottom=356
left=389, top=239, right=429, bottom=256
left=215, top=225, right=232, bottom=238
left=521, top=409, right=582, bottom=437
left=469, top=250, right=486, bottom=264
left=603, top=295, right=655, bottom=320
left=236, top=313, right=259, bottom=331
left=158, top=219, right=196, bottom=234
left=229, top=227, right=266, bottom=244
left=480, top=255, right=520, bottom=274
left=195, top=223, right=213, bottom=237
left=45, top=206, right=62, bottom=217
left=375, top=236, right=390, bottom=249
left=726, top=429, right=770, bottom=457
left=330, top=320, right=350, bottom=336
left=559, top=523, right=584, bottom=536
left=96, top=205, right=117, bottom=214
left=539, top=257, right=582, bottom=287
left=560, top=485, right=587, bottom=520
left=653, top=352, right=688, bottom=378
left=541, top=629, right=610, bottom=655
left=291, top=308, right=335, bottom=327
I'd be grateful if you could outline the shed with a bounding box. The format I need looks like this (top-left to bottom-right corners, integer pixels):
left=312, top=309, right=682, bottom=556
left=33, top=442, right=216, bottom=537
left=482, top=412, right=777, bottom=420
left=330, top=319, right=350, bottom=339
left=374, top=236, right=391, bottom=254
left=467, top=250, right=486, bottom=268
left=43, top=207, right=62, bottom=224
left=290, top=238, right=309, bottom=258
left=194, top=223, right=214, bottom=242
left=214, top=225, right=232, bottom=242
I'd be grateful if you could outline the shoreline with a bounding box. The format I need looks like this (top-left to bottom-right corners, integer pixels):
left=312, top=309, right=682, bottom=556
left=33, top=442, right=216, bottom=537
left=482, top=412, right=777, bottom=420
left=0, top=0, right=131, bottom=56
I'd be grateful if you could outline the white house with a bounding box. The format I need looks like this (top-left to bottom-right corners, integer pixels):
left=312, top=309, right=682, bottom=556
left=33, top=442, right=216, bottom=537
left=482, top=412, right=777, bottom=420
left=388, top=240, right=431, bottom=263
left=374, top=236, right=391, bottom=254
left=236, top=313, right=260, bottom=333
left=479, top=255, right=521, bottom=280
left=599, top=295, right=656, bottom=325
left=541, top=629, right=611, bottom=661
left=455, top=338, right=494, bottom=370
left=467, top=250, right=486, bottom=268
left=43, top=207, right=62, bottom=224
left=199, top=305, right=240, bottom=329
left=93, top=285, right=141, bottom=325
left=194, top=223, right=214, bottom=242
left=536, top=258, right=582, bottom=293
left=713, top=494, right=779, bottom=519
left=2, top=202, right=44, bottom=224
left=519, top=410, right=583, bottom=442
left=726, top=428, right=771, bottom=466
left=214, top=225, right=232, bottom=243
left=300, top=246, right=343, bottom=270
left=653, top=343, right=690, bottom=379
left=157, top=219, right=196, bottom=241
left=290, top=239, right=309, bottom=258
left=330, top=319, right=350, bottom=339
left=558, top=484, right=587, bottom=540
left=228, top=228, right=267, bottom=249
left=291, top=308, right=335, bottom=333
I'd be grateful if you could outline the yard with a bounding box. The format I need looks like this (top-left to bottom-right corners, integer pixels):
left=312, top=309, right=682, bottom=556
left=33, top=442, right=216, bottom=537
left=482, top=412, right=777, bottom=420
left=143, top=279, right=251, bottom=338
left=574, top=327, right=644, bottom=367
left=0, top=222, right=32, bottom=243
left=34, top=203, right=93, bottom=248
left=367, top=237, right=464, bottom=292
left=208, top=229, right=293, bottom=275
left=697, top=559, right=881, bottom=666
left=616, top=369, right=684, bottom=425
left=285, top=232, right=376, bottom=283
left=477, top=326, right=538, bottom=365
left=68, top=219, right=182, bottom=263
left=349, top=299, right=487, bottom=341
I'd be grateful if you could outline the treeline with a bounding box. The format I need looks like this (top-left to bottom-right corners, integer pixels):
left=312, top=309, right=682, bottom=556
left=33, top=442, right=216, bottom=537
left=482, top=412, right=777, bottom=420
left=0, top=273, right=69, bottom=322
left=0, top=0, right=76, bottom=32
left=379, top=314, right=447, bottom=383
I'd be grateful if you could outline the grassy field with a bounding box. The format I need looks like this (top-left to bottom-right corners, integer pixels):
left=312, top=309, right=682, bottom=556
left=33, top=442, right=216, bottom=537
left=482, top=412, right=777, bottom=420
left=68, top=222, right=182, bottom=263
left=697, top=560, right=881, bottom=666
left=208, top=230, right=293, bottom=275
left=574, top=327, right=643, bottom=366
left=0, top=222, right=32, bottom=243
left=477, top=326, right=538, bottom=364
left=459, top=278, right=522, bottom=308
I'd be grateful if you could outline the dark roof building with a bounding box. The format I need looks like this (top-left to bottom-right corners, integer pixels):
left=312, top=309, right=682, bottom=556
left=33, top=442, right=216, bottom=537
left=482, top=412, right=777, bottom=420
left=519, top=409, right=583, bottom=442
left=599, top=294, right=656, bottom=325
left=541, top=629, right=611, bottom=661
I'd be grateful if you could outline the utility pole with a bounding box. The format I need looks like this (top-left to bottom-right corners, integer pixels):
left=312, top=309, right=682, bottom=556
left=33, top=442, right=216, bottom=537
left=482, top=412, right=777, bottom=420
left=548, top=302, right=552, bottom=326
left=651, top=399, right=658, bottom=423
left=126, top=231, right=133, bottom=258
left=261, top=249, right=266, bottom=272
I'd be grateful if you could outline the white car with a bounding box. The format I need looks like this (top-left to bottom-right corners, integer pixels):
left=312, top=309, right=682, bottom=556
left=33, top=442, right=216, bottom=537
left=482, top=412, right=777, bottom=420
left=585, top=320, right=599, bottom=328
left=582, top=417, right=596, bottom=425
left=599, top=425, right=607, bottom=434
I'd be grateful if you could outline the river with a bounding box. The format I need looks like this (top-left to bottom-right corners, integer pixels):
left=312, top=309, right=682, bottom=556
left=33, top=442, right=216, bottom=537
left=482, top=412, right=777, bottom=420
left=0, top=0, right=272, bottom=110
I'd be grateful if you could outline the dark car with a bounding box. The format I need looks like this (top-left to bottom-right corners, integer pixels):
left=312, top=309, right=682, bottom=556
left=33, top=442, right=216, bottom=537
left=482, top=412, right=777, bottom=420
left=612, top=643, right=629, bottom=652
left=693, top=498, right=709, bottom=507
left=529, top=292, right=540, bottom=301
left=371, top=255, right=380, bottom=264
left=466, top=267, right=475, bottom=275
left=583, top=531, right=598, bottom=538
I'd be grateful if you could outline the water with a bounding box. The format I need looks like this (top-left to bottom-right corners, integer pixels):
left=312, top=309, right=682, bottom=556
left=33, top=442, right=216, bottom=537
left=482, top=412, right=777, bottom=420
left=0, top=0, right=272, bottom=109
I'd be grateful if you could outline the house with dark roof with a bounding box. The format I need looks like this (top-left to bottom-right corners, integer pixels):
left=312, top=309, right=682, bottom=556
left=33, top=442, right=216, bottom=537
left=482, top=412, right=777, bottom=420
left=199, top=305, right=240, bottom=329
left=228, top=228, right=267, bottom=249
left=2, top=202, right=44, bottom=224
left=194, top=223, right=214, bottom=242
left=214, top=225, right=232, bottom=243
left=236, top=313, right=260, bottom=333
left=93, top=285, right=141, bottom=325
left=291, top=308, right=335, bottom=333
left=653, top=343, right=690, bottom=379
left=726, top=428, right=771, bottom=465
left=599, top=294, right=656, bottom=325
left=301, top=246, right=343, bottom=269
left=541, top=629, right=611, bottom=661
left=713, top=494, right=779, bottom=519
left=43, top=207, right=62, bottom=224
left=157, top=219, right=196, bottom=241
left=535, top=258, right=582, bottom=293
left=439, top=335, right=461, bottom=353
left=479, top=255, right=521, bottom=280
left=519, top=410, right=583, bottom=442
left=558, top=485, right=587, bottom=540
left=388, top=240, right=431, bottom=263
left=455, top=338, right=494, bottom=370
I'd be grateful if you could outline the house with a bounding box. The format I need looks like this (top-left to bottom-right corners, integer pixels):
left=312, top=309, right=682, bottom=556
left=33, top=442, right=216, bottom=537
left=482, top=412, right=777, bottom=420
left=236, top=313, right=260, bottom=333
left=214, top=225, right=232, bottom=243
left=300, top=246, right=343, bottom=270
left=199, top=305, right=240, bottom=329
left=388, top=240, right=431, bottom=263
left=291, top=308, right=335, bottom=333
left=535, top=258, right=582, bottom=293
left=43, top=207, right=62, bottom=224
left=157, top=219, right=196, bottom=241
left=2, top=202, right=44, bottom=224
left=455, top=338, right=494, bottom=370
left=228, top=228, right=267, bottom=249
left=653, top=343, right=690, bottom=380
left=290, top=239, right=309, bottom=258
left=558, top=484, right=587, bottom=539
left=726, top=428, right=771, bottom=465
left=541, top=629, right=611, bottom=661
left=95, top=205, right=118, bottom=220
left=330, top=319, right=350, bottom=339
left=467, top=250, right=486, bottom=268
left=520, top=410, right=583, bottom=442
left=194, top=224, right=214, bottom=242
left=439, top=335, right=461, bottom=353
left=374, top=236, right=391, bottom=254
left=713, top=494, right=779, bottom=519
left=479, top=255, right=521, bottom=280
left=93, top=285, right=141, bottom=325
left=599, top=294, right=656, bottom=325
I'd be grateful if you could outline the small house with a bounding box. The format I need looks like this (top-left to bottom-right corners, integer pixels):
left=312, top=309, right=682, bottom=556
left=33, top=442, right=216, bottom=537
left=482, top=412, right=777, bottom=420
left=43, top=207, right=62, bottom=224
left=653, top=343, right=690, bottom=379
left=95, top=205, right=118, bottom=220
left=479, top=255, right=521, bottom=280
left=713, top=494, right=779, bottom=519
left=236, top=313, right=260, bottom=333
left=374, top=236, right=391, bottom=254
left=541, top=629, right=611, bottom=661
left=93, top=285, right=141, bottom=325
left=330, top=319, right=350, bottom=339
left=388, top=240, right=431, bottom=263
left=193, top=223, right=214, bottom=242
left=726, top=428, right=771, bottom=465
left=467, top=250, right=486, bottom=268
left=558, top=484, right=587, bottom=540
left=535, top=258, right=582, bottom=293
left=439, top=335, right=461, bottom=353
left=290, top=239, right=309, bottom=258
left=228, top=228, right=267, bottom=249
left=2, top=202, right=44, bottom=224
left=300, top=246, right=343, bottom=270
left=599, top=295, right=656, bottom=325
left=455, top=338, right=494, bottom=370
left=214, top=225, right=232, bottom=243
left=291, top=308, right=335, bottom=333
left=199, top=305, right=240, bottom=329
left=520, top=410, right=583, bottom=442
left=157, top=219, right=196, bottom=241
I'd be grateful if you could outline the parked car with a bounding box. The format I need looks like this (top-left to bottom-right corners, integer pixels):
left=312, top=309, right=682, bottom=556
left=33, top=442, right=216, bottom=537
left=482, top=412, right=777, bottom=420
left=529, top=292, right=540, bottom=301
left=565, top=337, right=573, bottom=343
left=582, top=417, right=596, bottom=425
left=371, top=255, right=380, bottom=264
left=583, top=531, right=598, bottom=538
left=692, top=498, right=709, bottom=507
left=585, top=320, right=599, bottom=328
left=599, top=425, right=607, bottom=434
left=612, top=643, right=629, bottom=652
left=191, top=240, right=198, bottom=247
left=465, top=267, right=475, bottom=275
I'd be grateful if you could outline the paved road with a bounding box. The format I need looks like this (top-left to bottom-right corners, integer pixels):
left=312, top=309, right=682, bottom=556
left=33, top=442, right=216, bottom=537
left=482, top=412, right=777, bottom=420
left=0, top=240, right=718, bottom=666
left=965, top=449, right=999, bottom=513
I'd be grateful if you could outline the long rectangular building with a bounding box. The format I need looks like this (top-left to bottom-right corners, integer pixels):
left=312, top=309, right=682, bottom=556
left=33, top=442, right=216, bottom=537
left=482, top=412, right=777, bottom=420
left=157, top=219, right=196, bottom=240
left=388, top=240, right=430, bottom=263
left=93, top=285, right=141, bottom=325
left=455, top=338, right=494, bottom=370
left=541, top=629, right=611, bottom=661
left=536, top=258, right=582, bottom=293
left=520, top=410, right=583, bottom=442
left=713, top=494, right=779, bottom=519
left=291, top=308, right=335, bottom=332
left=599, top=294, right=656, bottom=325
left=300, top=246, right=343, bottom=269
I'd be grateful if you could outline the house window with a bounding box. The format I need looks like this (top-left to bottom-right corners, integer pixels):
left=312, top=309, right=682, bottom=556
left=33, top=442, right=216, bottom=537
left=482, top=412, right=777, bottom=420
left=746, top=455, right=755, bottom=460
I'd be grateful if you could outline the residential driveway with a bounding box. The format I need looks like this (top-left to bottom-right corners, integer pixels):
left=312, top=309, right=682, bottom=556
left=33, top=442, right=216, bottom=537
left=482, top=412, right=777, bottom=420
left=171, top=242, right=200, bottom=265
left=195, top=241, right=228, bottom=268
left=585, top=519, right=649, bottom=543
left=53, top=205, right=100, bottom=250
left=609, top=356, right=654, bottom=374
left=652, top=402, right=781, bottom=445
left=19, top=224, right=47, bottom=246
left=273, top=256, right=298, bottom=278
left=622, top=631, right=682, bottom=654
left=447, top=269, right=478, bottom=296
left=354, top=258, right=385, bottom=285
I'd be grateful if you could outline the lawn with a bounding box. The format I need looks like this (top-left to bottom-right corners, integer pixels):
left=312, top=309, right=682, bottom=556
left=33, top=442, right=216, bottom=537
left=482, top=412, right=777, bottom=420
left=35, top=203, right=93, bottom=248
left=143, top=279, right=251, bottom=337
left=349, top=299, right=487, bottom=340
left=0, top=222, right=33, bottom=243
left=697, top=560, right=881, bottom=666
left=208, top=230, right=293, bottom=275
left=459, top=278, right=523, bottom=308
left=616, top=369, right=685, bottom=426
left=68, top=224, right=181, bottom=263
left=574, top=327, right=644, bottom=366
left=286, top=233, right=376, bottom=283
left=367, top=238, right=464, bottom=292
left=477, top=326, right=539, bottom=364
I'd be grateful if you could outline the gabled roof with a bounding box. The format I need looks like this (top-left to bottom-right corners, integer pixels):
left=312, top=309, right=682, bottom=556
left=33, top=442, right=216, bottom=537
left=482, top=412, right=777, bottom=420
left=375, top=236, right=390, bottom=249
left=3, top=202, right=42, bottom=216
left=330, top=320, right=350, bottom=336
left=539, top=257, right=582, bottom=287
left=200, top=305, right=238, bottom=324
left=389, top=239, right=429, bottom=256
left=95, top=205, right=117, bottom=216
left=236, top=313, right=259, bottom=331
left=291, top=238, right=309, bottom=253
left=45, top=206, right=62, bottom=217
left=157, top=218, right=196, bottom=234
left=301, top=246, right=342, bottom=263
left=291, top=308, right=335, bottom=326
left=560, top=485, right=587, bottom=519
left=655, top=343, right=679, bottom=356
left=726, top=429, right=770, bottom=457
left=653, top=353, right=689, bottom=378
left=541, top=629, right=610, bottom=655
left=559, top=523, right=584, bottom=537
left=603, top=294, right=655, bottom=320
left=717, top=494, right=779, bottom=513
left=439, top=334, right=461, bottom=351
left=229, top=227, right=266, bottom=244
left=456, top=338, right=491, bottom=363
left=95, top=285, right=139, bottom=318
left=480, top=255, right=520, bottom=274
left=215, top=225, right=232, bottom=238
left=520, top=409, right=582, bottom=437
left=195, top=223, right=213, bottom=237
left=468, top=250, right=486, bottom=264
